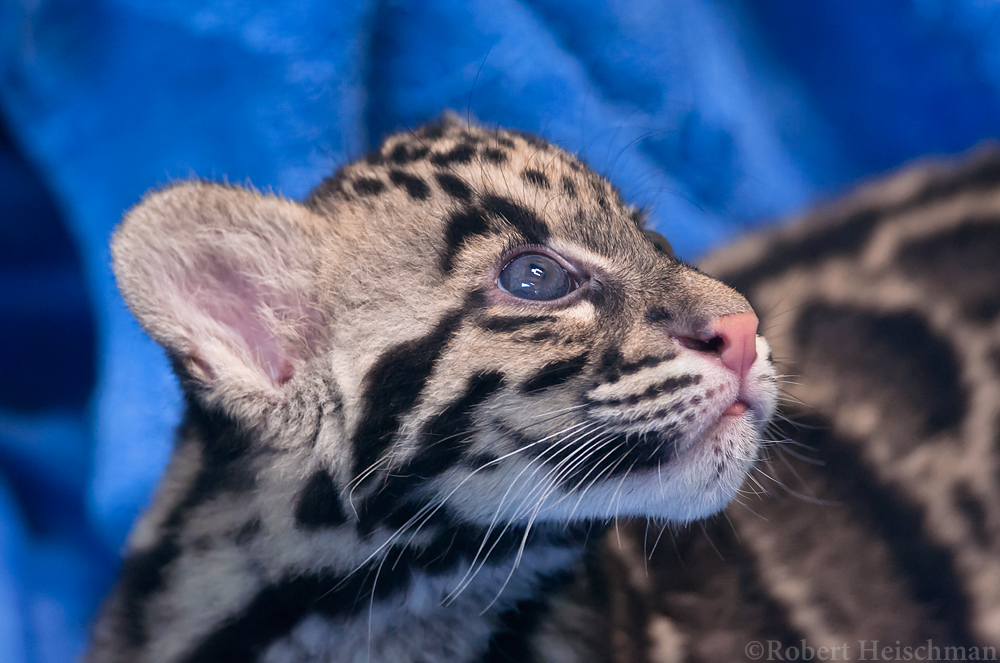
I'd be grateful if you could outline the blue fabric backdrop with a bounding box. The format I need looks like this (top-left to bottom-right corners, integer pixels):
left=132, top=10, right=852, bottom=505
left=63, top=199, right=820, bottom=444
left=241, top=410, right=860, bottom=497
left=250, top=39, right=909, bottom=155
left=2, top=1, right=1000, bottom=660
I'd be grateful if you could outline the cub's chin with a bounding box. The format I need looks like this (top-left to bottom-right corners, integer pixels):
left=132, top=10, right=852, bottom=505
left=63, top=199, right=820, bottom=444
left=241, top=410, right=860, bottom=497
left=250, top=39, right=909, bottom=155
left=440, top=409, right=765, bottom=528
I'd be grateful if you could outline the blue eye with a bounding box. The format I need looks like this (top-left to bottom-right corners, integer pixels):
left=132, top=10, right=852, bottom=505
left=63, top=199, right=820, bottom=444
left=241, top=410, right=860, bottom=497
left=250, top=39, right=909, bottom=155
left=498, top=253, right=573, bottom=301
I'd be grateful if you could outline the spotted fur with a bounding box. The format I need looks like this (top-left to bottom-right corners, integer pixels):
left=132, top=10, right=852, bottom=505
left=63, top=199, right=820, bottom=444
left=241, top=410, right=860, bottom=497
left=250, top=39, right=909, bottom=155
left=86, top=114, right=776, bottom=663
left=600, top=147, right=1000, bottom=662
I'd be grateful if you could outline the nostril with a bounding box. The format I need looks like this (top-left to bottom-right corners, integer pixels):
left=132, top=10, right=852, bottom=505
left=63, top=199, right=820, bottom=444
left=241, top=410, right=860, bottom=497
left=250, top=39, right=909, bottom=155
left=676, top=312, right=759, bottom=379
left=677, top=332, right=724, bottom=355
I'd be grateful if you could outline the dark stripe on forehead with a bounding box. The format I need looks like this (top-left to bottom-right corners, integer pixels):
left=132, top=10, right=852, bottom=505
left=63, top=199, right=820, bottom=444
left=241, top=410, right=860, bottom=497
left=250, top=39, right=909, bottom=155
left=483, top=147, right=508, bottom=164
left=350, top=309, right=466, bottom=483
left=477, top=314, right=557, bottom=333
left=521, top=353, right=589, bottom=393
left=434, top=172, right=473, bottom=202
left=522, top=169, right=550, bottom=189
left=388, top=142, right=429, bottom=164
left=481, top=194, right=549, bottom=245
left=352, top=177, right=385, bottom=196
left=294, top=470, right=348, bottom=529
left=511, top=130, right=549, bottom=150
left=431, top=143, right=476, bottom=166
left=442, top=207, right=491, bottom=272
left=561, top=176, right=576, bottom=197
left=389, top=170, right=431, bottom=200
left=417, top=120, right=446, bottom=139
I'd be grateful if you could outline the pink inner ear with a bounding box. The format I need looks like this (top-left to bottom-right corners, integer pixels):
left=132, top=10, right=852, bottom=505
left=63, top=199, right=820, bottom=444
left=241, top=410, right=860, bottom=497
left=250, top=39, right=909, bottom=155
left=186, top=254, right=303, bottom=387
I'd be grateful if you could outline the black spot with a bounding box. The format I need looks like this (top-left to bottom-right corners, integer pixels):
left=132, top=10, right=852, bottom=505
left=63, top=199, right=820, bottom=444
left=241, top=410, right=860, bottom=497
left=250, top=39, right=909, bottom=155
left=307, top=167, right=352, bottom=201
left=495, top=136, right=515, bottom=149
left=794, top=305, right=965, bottom=439
left=388, top=170, right=430, bottom=200
left=598, top=348, right=625, bottom=382
left=521, top=354, right=589, bottom=393
left=561, top=176, right=577, bottom=197
left=464, top=452, right=500, bottom=470
left=388, top=143, right=429, bottom=165
left=434, top=172, right=473, bottom=202
left=629, top=208, right=644, bottom=227
left=350, top=309, right=467, bottom=485
left=645, top=307, right=673, bottom=324
left=897, top=220, right=1000, bottom=322
left=528, top=330, right=556, bottom=342
left=408, top=372, right=506, bottom=477
left=619, top=352, right=677, bottom=375
left=117, top=400, right=256, bottom=648
left=294, top=471, right=348, bottom=529
left=483, top=148, right=507, bottom=164
left=580, top=285, right=608, bottom=308
left=597, top=348, right=675, bottom=382
left=479, top=572, right=575, bottom=663
left=430, top=143, right=476, bottom=167
left=570, top=427, right=681, bottom=478
left=481, top=195, right=549, bottom=245
left=352, top=177, right=385, bottom=196
left=441, top=207, right=492, bottom=272
left=180, top=523, right=583, bottom=663
left=356, top=371, right=507, bottom=533
left=522, top=169, right=550, bottom=189
left=512, top=130, right=549, bottom=150
left=417, top=119, right=447, bottom=140
left=592, top=375, right=700, bottom=407
left=117, top=539, right=182, bottom=648
left=478, top=315, right=557, bottom=333
left=459, top=130, right=483, bottom=145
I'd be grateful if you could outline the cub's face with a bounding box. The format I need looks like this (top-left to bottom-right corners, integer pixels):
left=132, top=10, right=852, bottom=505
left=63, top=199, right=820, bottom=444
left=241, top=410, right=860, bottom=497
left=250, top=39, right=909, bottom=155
left=113, top=115, right=777, bottom=540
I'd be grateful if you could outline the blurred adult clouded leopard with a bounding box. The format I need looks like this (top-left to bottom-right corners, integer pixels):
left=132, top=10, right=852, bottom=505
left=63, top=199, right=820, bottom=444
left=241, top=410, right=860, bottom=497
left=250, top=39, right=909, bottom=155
left=596, top=148, right=1000, bottom=663
left=86, top=114, right=777, bottom=663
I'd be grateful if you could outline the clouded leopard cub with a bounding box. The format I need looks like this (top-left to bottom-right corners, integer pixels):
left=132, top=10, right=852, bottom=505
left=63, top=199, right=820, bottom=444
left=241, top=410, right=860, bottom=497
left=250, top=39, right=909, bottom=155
left=86, top=115, right=777, bottom=663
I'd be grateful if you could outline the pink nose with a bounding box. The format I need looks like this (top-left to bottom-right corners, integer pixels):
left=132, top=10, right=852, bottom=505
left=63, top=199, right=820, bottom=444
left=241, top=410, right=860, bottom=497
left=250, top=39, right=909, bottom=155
left=679, top=312, right=759, bottom=379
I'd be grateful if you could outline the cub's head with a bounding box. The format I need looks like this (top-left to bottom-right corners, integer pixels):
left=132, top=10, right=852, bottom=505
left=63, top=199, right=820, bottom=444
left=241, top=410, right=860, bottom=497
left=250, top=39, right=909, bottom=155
left=113, top=115, right=777, bottom=538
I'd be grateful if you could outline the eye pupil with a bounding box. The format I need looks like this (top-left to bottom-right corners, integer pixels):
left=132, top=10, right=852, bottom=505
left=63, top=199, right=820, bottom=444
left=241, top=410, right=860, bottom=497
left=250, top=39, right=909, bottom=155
left=498, top=253, right=573, bottom=301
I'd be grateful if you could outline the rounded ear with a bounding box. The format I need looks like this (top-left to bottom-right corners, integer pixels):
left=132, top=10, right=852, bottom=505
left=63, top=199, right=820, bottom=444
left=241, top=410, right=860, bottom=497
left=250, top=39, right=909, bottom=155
left=112, top=181, right=328, bottom=414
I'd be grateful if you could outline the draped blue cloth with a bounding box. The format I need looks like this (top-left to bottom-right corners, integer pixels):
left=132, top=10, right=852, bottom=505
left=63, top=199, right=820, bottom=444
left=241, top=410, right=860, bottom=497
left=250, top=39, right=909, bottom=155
left=2, top=1, right=999, bottom=660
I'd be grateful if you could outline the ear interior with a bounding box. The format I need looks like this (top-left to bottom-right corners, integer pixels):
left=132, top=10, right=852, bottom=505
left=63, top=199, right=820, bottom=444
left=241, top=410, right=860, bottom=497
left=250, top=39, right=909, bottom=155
left=112, top=182, right=326, bottom=399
